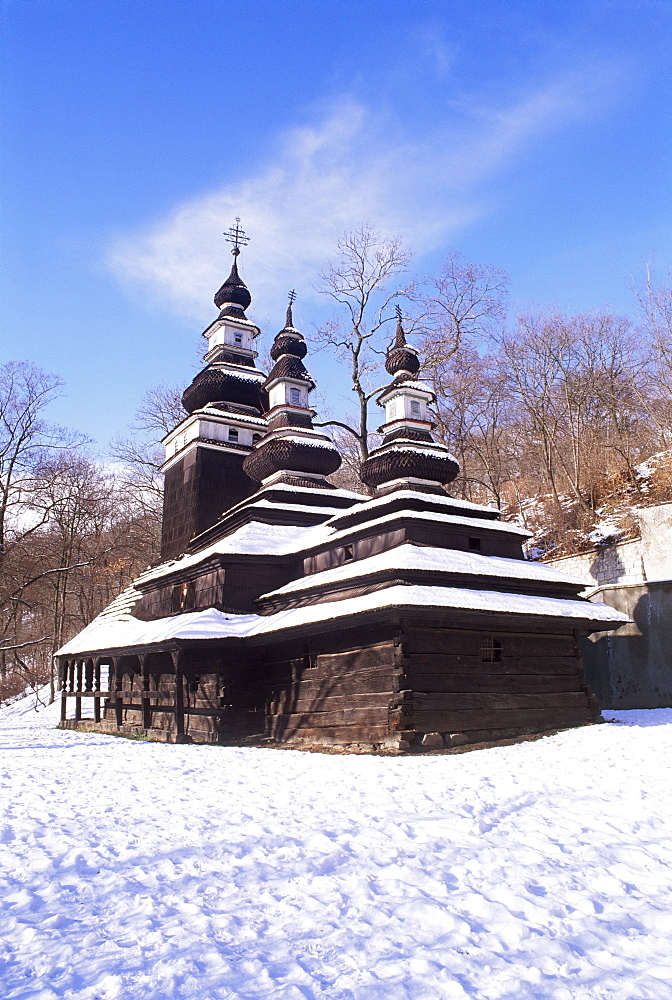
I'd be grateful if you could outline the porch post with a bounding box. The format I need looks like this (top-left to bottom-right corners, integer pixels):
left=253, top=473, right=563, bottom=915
left=171, top=649, right=186, bottom=742
left=75, top=660, right=83, bottom=722
left=141, top=653, right=151, bottom=731
left=114, top=657, right=123, bottom=728
left=60, top=659, right=67, bottom=723
left=93, top=658, right=102, bottom=723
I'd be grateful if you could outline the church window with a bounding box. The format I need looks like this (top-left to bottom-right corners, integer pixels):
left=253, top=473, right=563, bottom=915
left=343, top=545, right=354, bottom=562
left=234, top=332, right=243, bottom=345
left=252, top=433, right=262, bottom=443
left=468, top=537, right=481, bottom=551
left=411, top=399, right=421, bottom=417
left=481, top=637, right=502, bottom=663
left=290, top=387, right=301, bottom=405
left=228, top=428, right=239, bottom=442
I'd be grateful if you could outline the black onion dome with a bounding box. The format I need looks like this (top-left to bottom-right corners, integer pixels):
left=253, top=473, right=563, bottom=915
left=213, top=257, right=252, bottom=313
left=360, top=440, right=459, bottom=489
left=263, top=354, right=315, bottom=392
left=182, top=367, right=263, bottom=413
left=385, top=318, right=420, bottom=378
left=270, top=334, right=307, bottom=362
left=243, top=434, right=341, bottom=483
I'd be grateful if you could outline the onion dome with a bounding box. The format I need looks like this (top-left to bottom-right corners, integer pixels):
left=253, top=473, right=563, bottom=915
left=182, top=365, right=264, bottom=414
left=262, top=296, right=315, bottom=394
left=213, top=254, right=252, bottom=316
left=243, top=432, right=341, bottom=483
left=243, top=293, right=341, bottom=486
left=361, top=440, right=459, bottom=489
left=385, top=309, right=420, bottom=380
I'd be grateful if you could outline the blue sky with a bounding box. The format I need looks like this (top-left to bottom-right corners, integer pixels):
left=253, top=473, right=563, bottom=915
left=2, top=0, right=671, bottom=452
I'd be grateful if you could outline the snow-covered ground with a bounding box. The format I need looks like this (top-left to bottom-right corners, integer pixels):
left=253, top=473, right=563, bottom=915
left=1, top=695, right=671, bottom=1000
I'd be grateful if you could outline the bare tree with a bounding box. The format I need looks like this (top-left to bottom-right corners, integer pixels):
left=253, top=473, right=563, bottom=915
left=633, top=267, right=672, bottom=445
left=111, top=383, right=184, bottom=554
left=421, top=250, right=508, bottom=376
left=313, top=224, right=414, bottom=470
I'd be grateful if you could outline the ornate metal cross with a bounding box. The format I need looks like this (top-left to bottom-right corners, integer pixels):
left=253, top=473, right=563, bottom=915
left=224, top=217, right=250, bottom=256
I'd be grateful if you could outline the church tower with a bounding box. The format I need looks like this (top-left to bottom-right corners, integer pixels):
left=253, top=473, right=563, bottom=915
left=242, top=293, right=341, bottom=489
left=360, top=307, right=459, bottom=492
left=160, top=221, right=266, bottom=560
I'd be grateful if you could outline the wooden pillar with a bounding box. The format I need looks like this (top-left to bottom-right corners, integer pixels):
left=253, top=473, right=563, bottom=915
left=75, top=660, right=83, bottom=721
left=60, top=659, right=68, bottom=723
left=93, top=658, right=102, bottom=723
left=171, top=649, right=185, bottom=741
left=114, top=657, right=123, bottom=728
left=141, top=653, right=151, bottom=731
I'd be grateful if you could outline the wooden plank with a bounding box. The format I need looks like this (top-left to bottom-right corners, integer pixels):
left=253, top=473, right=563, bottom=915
left=266, top=671, right=395, bottom=697
left=412, top=706, right=594, bottom=732
left=316, top=644, right=397, bottom=671
left=267, top=692, right=394, bottom=714
left=412, top=691, right=589, bottom=712
left=267, top=722, right=391, bottom=742
left=265, top=707, right=389, bottom=728
left=411, top=673, right=582, bottom=694
left=410, top=653, right=580, bottom=676
left=406, top=629, right=576, bottom=657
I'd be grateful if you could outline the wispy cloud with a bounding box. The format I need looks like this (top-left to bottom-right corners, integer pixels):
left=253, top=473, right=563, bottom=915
left=107, top=61, right=625, bottom=324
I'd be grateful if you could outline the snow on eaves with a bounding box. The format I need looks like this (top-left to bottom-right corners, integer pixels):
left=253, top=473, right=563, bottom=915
left=326, top=489, right=500, bottom=525
left=56, top=607, right=258, bottom=656
left=260, top=543, right=589, bottom=598
left=308, top=508, right=532, bottom=551
left=135, top=521, right=313, bottom=586
left=57, top=582, right=630, bottom=655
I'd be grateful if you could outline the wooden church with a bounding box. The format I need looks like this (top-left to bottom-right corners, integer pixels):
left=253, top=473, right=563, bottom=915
left=57, top=230, right=629, bottom=750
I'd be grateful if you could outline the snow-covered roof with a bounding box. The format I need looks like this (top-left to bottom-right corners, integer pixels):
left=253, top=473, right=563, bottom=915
left=251, top=584, right=631, bottom=635
left=260, top=544, right=589, bottom=598
left=57, top=608, right=258, bottom=656
left=298, top=507, right=532, bottom=554
left=374, top=442, right=459, bottom=462
left=326, top=489, right=499, bottom=525
left=57, top=581, right=630, bottom=656
left=135, top=521, right=313, bottom=586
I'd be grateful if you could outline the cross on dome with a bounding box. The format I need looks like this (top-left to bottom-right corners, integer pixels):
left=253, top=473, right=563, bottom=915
left=224, top=217, right=250, bottom=258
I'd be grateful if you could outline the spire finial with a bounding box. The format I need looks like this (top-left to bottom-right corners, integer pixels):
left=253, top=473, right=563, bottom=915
left=224, top=217, right=250, bottom=258
left=286, top=289, right=296, bottom=328
left=394, top=304, right=407, bottom=348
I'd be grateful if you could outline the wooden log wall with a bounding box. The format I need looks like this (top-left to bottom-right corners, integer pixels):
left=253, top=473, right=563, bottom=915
left=263, top=625, right=402, bottom=747
left=401, top=624, right=600, bottom=746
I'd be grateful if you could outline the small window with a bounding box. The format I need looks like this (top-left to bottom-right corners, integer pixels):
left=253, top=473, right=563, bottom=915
left=343, top=545, right=354, bottom=562
left=234, top=332, right=243, bottom=345
left=289, top=387, right=301, bottom=405
left=468, top=537, right=481, bottom=551
left=410, top=399, right=421, bottom=417
left=481, top=637, right=502, bottom=663
left=252, top=433, right=262, bottom=443
left=305, top=650, right=318, bottom=670
left=389, top=400, right=397, bottom=418
left=172, top=581, right=195, bottom=613
left=228, top=428, right=239, bottom=442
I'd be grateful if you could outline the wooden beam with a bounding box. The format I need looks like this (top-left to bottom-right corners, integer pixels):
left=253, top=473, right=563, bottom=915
left=60, top=659, right=67, bottom=723
left=74, top=661, right=82, bottom=721
left=114, top=657, right=123, bottom=728
left=93, top=659, right=101, bottom=723
left=171, top=650, right=185, bottom=740
left=140, top=653, right=151, bottom=730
